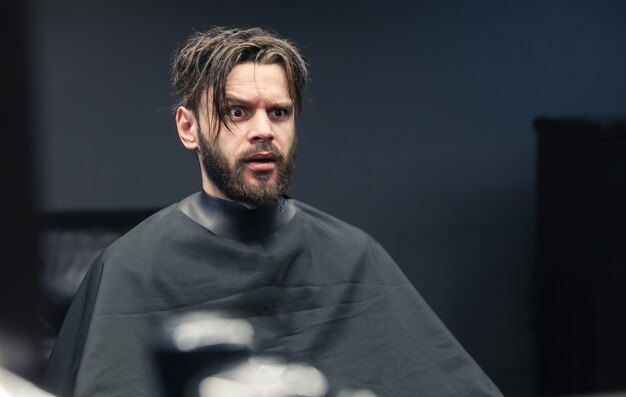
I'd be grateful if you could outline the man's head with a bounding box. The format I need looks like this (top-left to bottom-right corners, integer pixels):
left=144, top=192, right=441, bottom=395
left=172, top=27, right=308, bottom=207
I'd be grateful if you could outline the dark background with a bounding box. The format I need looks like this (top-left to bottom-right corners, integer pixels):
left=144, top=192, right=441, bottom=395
left=11, top=0, right=626, bottom=396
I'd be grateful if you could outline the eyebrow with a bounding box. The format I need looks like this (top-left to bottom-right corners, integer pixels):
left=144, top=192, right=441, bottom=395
left=225, top=95, right=293, bottom=109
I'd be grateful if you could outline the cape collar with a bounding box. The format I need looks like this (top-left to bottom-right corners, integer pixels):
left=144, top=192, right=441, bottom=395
left=176, top=190, right=296, bottom=240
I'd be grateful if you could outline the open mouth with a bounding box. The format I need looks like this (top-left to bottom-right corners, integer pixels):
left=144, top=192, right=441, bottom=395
left=243, top=152, right=277, bottom=172
left=244, top=152, right=277, bottom=163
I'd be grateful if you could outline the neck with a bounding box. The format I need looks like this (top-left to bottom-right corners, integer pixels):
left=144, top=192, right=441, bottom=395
left=201, top=177, right=257, bottom=209
left=176, top=190, right=296, bottom=240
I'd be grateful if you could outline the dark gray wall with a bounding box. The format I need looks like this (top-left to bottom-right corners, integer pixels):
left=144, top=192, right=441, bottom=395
left=31, top=1, right=626, bottom=395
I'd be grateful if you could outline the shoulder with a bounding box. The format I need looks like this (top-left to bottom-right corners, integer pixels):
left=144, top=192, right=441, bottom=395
left=99, top=204, right=195, bottom=261
left=292, top=200, right=370, bottom=241
left=291, top=200, right=390, bottom=262
left=291, top=200, right=413, bottom=287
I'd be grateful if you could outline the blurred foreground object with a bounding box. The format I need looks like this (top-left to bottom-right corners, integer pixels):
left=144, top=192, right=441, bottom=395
left=192, top=357, right=328, bottom=397
left=0, top=0, right=40, bottom=383
left=152, top=312, right=254, bottom=397
left=152, top=311, right=378, bottom=397
left=0, top=367, right=53, bottom=397
left=535, top=117, right=626, bottom=396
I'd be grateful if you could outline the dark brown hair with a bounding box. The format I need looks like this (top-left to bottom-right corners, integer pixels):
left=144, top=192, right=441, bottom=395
left=172, top=27, right=308, bottom=140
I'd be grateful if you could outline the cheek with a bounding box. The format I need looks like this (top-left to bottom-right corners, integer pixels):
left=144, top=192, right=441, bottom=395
left=214, top=137, right=240, bottom=163
left=278, top=124, right=296, bottom=145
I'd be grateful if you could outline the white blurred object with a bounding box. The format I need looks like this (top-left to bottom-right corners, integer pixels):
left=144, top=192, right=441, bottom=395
left=0, top=367, right=54, bottom=397
left=197, top=357, right=328, bottom=397
left=170, top=313, right=254, bottom=352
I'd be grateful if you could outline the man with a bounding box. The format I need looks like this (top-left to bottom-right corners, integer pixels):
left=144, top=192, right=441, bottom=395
left=44, top=27, right=502, bottom=396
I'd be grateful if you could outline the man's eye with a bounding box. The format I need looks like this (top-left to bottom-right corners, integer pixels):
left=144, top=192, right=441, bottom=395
left=270, top=109, right=289, bottom=118
left=229, top=108, right=245, bottom=118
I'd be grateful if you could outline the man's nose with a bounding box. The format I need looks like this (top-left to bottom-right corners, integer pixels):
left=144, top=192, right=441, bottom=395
left=247, top=111, right=275, bottom=143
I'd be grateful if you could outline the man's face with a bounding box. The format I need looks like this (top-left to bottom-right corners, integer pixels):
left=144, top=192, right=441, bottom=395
left=196, top=63, right=296, bottom=207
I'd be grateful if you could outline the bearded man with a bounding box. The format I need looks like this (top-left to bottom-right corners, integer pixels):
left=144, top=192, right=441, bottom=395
left=44, top=27, right=502, bottom=397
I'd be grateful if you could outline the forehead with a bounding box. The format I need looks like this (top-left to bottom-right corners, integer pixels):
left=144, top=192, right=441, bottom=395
left=225, top=63, right=291, bottom=104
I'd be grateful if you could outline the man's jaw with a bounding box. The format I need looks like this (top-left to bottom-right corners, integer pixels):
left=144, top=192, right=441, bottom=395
left=197, top=137, right=293, bottom=208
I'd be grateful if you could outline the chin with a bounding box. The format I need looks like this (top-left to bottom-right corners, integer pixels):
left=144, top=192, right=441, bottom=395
left=249, top=171, right=275, bottom=184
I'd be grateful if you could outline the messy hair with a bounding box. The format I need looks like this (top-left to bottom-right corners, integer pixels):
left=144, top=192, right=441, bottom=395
left=172, top=26, right=309, bottom=141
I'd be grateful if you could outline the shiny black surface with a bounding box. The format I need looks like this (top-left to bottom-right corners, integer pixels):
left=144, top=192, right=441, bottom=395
left=177, top=191, right=296, bottom=241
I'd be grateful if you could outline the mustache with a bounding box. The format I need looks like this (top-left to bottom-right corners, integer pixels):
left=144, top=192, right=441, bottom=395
left=236, top=143, right=284, bottom=163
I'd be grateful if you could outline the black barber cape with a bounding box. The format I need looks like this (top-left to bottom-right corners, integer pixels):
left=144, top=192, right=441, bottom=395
left=45, top=192, right=502, bottom=397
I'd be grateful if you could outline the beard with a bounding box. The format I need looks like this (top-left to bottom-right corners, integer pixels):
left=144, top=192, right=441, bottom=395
left=197, top=129, right=296, bottom=207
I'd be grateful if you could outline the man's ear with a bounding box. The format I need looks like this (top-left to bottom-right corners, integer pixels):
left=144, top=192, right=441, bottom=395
left=176, top=106, right=199, bottom=150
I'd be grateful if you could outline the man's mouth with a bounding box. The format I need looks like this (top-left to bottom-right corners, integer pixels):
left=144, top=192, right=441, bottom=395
left=243, top=152, right=277, bottom=172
